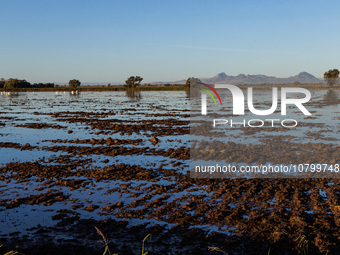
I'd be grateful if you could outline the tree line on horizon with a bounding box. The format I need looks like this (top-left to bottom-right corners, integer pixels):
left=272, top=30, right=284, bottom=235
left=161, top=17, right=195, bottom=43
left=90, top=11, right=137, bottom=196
left=0, top=78, right=54, bottom=89
left=0, top=78, right=82, bottom=89
left=1, top=70, right=339, bottom=89
left=0, top=76, right=144, bottom=89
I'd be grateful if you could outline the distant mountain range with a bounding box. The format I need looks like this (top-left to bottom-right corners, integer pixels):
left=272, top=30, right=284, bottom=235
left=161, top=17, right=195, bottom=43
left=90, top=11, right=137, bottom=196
left=200, top=72, right=323, bottom=84
left=170, top=72, right=324, bottom=85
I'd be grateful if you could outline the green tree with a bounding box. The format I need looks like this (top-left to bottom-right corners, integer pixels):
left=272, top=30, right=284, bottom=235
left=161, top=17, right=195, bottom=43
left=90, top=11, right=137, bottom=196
left=4, top=78, right=30, bottom=89
left=124, top=76, right=143, bottom=88
left=69, top=79, right=81, bottom=89
left=324, top=69, right=339, bottom=87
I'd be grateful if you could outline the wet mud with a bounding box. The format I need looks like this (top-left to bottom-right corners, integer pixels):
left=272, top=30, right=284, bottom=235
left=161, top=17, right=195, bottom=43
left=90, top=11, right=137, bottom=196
left=0, top=90, right=340, bottom=254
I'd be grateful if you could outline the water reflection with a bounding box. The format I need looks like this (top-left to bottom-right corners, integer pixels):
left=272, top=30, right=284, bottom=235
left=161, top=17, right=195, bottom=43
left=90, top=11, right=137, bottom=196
left=187, top=79, right=205, bottom=99
left=323, top=90, right=339, bottom=103
left=126, top=90, right=142, bottom=100
left=185, top=89, right=201, bottom=99
left=0, top=91, right=24, bottom=97
left=69, top=91, right=80, bottom=96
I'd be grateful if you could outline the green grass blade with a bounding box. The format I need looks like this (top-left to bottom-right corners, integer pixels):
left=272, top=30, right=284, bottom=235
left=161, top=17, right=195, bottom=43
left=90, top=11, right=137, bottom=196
left=142, top=234, right=152, bottom=255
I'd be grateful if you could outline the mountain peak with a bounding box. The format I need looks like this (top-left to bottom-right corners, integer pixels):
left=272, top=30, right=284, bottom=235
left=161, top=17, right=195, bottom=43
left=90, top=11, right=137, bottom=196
left=216, top=72, right=228, bottom=78
left=209, top=72, right=229, bottom=82
left=202, top=72, right=322, bottom=84
left=297, top=72, right=315, bottom=78
left=236, top=74, right=246, bottom=78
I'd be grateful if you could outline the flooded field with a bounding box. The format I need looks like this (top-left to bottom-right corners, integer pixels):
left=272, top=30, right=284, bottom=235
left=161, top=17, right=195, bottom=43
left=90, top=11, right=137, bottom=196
left=190, top=88, right=340, bottom=178
left=1, top=89, right=340, bottom=254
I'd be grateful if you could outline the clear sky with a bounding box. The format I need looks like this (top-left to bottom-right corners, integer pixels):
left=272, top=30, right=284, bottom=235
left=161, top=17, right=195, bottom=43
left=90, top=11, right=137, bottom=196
left=1, top=0, right=339, bottom=84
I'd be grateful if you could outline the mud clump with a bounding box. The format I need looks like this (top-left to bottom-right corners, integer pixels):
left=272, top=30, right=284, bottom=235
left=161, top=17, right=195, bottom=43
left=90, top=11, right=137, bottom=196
left=15, top=123, right=67, bottom=129
left=83, top=205, right=99, bottom=212
left=0, top=191, right=69, bottom=209
left=149, top=136, right=159, bottom=145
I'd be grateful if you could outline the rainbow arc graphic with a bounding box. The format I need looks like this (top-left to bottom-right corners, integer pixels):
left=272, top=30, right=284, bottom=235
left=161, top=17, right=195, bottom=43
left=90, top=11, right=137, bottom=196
left=198, top=83, right=222, bottom=106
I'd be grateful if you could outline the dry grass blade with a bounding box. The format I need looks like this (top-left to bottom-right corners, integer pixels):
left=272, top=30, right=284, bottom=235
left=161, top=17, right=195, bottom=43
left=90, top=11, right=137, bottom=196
left=95, top=226, right=106, bottom=241
left=208, top=246, right=229, bottom=255
left=4, top=251, right=25, bottom=255
left=295, top=235, right=308, bottom=255
left=95, top=226, right=118, bottom=255
left=1, top=243, right=25, bottom=255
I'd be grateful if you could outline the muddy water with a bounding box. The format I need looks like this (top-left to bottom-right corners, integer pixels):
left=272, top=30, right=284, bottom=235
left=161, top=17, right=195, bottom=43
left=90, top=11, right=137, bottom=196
left=0, top=91, right=189, bottom=233
left=1, top=89, right=340, bottom=254
left=190, top=89, right=340, bottom=178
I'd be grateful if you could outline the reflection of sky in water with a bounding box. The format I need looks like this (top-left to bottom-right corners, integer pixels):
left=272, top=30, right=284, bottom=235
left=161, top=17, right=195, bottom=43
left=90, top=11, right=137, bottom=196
left=0, top=90, right=193, bottom=237
left=2, top=89, right=337, bottom=237
left=190, top=89, right=340, bottom=178
left=0, top=91, right=190, bottom=165
left=191, top=89, right=340, bottom=144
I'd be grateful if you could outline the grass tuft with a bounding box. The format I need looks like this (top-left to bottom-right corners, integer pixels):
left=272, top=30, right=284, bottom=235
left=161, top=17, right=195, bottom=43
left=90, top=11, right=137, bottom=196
left=295, top=235, right=308, bottom=255
left=95, top=227, right=152, bottom=255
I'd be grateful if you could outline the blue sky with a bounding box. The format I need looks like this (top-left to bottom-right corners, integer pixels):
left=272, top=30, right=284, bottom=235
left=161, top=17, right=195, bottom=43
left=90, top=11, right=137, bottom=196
left=1, top=0, right=339, bottom=84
